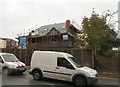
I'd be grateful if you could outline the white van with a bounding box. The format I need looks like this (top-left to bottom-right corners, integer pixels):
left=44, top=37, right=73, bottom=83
left=29, top=51, right=98, bottom=87
left=0, top=53, right=26, bottom=75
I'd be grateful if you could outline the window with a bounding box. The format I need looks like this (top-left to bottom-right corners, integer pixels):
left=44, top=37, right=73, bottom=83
left=57, top=57, right=74, bottom=69
left=32, top=38, right=36, bottom=43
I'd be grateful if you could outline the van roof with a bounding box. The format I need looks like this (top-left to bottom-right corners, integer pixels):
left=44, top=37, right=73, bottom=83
left=34, top=51, right=72, bottom=57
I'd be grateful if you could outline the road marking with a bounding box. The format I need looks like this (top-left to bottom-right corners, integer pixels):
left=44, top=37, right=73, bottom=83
left=42, top=82, right=55, bottom=85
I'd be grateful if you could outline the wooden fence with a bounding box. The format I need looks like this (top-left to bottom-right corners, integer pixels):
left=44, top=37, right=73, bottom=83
left=2, top=48, right=94, bottom=68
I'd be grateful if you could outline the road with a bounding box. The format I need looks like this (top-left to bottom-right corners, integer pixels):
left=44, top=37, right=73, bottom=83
left=0, top=70, right=119, bottom=87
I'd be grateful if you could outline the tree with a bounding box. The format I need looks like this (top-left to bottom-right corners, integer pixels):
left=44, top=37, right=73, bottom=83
left=77, top=11, right=117, bottom=54
left=75, top=11, right=117, bottom=68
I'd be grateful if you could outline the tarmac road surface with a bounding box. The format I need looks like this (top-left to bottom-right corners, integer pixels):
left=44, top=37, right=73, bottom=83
left=0, top=70, right=119, bottom=87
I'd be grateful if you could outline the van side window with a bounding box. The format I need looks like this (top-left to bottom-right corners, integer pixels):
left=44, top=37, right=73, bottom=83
left=57, top=57, right=67, bottom=67
left=0, top=56, right=3, bottom=63
left=57, top=57, right=74, bottom=69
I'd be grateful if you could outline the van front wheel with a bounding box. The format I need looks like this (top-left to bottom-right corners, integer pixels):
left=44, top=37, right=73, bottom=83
left=2, top=68, right=9, bottom=76
left=74, top=76, right=86, bottom=87
left=33, top=70, right=42, bottom=81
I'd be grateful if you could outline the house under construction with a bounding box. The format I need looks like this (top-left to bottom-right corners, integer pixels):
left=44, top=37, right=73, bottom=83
left=27, top=20, right=80, bottom=50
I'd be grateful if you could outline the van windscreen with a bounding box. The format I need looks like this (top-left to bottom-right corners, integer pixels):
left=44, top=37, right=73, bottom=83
left=68, top=57, right=82, bottom=68
left=2, top=54, right=18, bottom=62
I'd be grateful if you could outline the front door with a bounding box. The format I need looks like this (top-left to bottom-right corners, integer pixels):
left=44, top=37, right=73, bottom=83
left=54, top=57, right=75, bottom=81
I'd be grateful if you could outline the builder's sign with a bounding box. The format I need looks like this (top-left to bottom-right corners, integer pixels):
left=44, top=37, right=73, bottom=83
left=19, top=36, right=27, bottom=49
left=63, top=34, right=69, bottom=40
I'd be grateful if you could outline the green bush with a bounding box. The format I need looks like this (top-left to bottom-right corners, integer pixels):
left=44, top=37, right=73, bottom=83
left=104, top=50, right=118, bottom=57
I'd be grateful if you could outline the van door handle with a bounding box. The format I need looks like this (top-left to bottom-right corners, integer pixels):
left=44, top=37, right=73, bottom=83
left=56, top=67, right=59, bottom=69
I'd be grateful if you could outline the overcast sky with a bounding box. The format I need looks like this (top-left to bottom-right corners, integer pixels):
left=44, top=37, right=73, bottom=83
left=0, top=0, right=119, bottom=40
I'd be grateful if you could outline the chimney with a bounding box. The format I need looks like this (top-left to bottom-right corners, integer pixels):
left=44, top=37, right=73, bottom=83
left=66, top=19, right=71, bottom=29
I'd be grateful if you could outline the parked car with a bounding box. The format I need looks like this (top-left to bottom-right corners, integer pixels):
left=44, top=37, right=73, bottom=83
left=29, top=51, right=98, bottom=87
left=0, top=53, right=26, bottom=75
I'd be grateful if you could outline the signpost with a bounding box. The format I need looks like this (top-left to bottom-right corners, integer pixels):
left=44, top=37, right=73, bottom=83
left=18, top=36, right=27, bottom=64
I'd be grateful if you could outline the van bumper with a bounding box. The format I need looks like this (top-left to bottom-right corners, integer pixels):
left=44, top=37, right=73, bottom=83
left=9, top=67, right=26, bottom=74
left=87, top=77, right=98, bottom=85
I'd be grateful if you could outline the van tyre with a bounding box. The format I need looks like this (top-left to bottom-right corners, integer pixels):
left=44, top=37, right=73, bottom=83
left=33, top=70, right=42, bottom=81
left=2, top=68, right=9, bottom=76
left=74, top=76, right=86, bottom=87
left=19, top=71, right=24, bottom=74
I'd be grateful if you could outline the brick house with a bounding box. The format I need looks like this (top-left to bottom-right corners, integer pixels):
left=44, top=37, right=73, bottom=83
left=0, top=38, right=17, bottom=48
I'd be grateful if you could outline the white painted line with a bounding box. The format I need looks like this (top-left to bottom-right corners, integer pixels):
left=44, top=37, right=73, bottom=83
left=42, top=82, right=55, bottom=85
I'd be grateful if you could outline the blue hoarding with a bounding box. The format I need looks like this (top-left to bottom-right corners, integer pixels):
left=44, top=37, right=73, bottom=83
left=19, top=36, right=26, bottom=49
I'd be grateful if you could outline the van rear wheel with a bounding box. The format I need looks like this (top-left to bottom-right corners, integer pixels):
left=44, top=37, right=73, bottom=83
left=74, top=76, right=86, bottom=87
left=33, top=70, right=42, bottom=80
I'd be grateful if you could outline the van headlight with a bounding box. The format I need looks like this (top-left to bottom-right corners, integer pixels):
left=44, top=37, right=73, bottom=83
left=90, top=72, right=97, bottom=77
left=91, top=73, right=95, bottom=77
